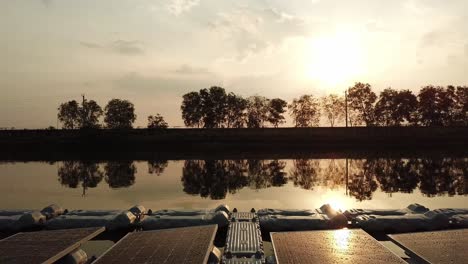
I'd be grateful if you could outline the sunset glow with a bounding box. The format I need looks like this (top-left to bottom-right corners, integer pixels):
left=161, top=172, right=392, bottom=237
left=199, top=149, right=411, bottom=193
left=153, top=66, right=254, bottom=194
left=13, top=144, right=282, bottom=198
left=305, top=31, right=366, bottom=90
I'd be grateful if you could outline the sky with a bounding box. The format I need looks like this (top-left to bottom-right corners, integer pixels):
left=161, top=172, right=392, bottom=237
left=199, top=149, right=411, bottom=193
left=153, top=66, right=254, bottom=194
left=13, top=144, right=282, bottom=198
left=1, top=0, right=468, bottom=128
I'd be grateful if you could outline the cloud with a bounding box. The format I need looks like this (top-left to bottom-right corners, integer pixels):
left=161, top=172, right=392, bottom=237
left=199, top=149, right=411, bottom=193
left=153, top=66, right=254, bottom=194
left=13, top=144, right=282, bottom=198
left=174, top=64, right=211, bottom=75
left=41, top=0, right=53, bottom=7
left=167, top=0, right=200, bottom=16
left=79, top=40, right=144, bottom=55
left=79, top=41, right=102, bottom=49
left=110, top=40, right=144, bottom=55
left=113, top=72, right=219, bottom=94
left=208, top=7, right=308, bottom=59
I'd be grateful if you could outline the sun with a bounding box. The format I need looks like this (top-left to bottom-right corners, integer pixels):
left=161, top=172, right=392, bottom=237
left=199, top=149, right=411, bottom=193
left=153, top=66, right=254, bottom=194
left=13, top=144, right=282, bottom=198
left=304, top=31, right=366, bottom=90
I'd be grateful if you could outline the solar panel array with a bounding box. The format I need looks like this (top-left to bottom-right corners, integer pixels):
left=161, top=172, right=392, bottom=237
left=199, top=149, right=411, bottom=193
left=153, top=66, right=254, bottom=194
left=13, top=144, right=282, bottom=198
left=0, top=227, right=104, bottom=264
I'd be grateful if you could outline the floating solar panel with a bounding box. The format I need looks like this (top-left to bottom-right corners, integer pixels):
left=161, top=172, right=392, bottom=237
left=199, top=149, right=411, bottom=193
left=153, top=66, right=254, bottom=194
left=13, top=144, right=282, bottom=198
left=389, top=229, right=468, bottom=264
left=0, top=227, right=104, bottom=264
left=271, top=229, right=405, bottom=264
left=94, top=225, right=217, bottom=264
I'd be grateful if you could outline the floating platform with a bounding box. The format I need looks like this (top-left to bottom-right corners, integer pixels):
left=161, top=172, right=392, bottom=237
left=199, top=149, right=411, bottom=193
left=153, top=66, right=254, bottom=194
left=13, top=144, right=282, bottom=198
left=389, top=229, right=468, bottom=264
left=271, top=229, right=405, bottom=264
left=94, top=225, right=217, bottom=264
left=0, top=227, right=104, bottom=264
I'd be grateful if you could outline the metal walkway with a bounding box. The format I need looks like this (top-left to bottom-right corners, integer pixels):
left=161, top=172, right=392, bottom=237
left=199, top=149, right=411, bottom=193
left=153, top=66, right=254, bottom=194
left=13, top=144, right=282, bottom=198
left=223, top=209, right=265, bottom=264
left=0, top=227, right=104, bottom=264
left=94, top=225, right=217, bottom=264
left=271, top=229, right=406, bottom=264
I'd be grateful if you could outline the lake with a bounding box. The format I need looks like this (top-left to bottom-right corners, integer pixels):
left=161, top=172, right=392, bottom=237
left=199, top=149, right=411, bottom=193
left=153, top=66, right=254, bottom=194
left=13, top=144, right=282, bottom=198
left=0, top=156, right=467, bottom=211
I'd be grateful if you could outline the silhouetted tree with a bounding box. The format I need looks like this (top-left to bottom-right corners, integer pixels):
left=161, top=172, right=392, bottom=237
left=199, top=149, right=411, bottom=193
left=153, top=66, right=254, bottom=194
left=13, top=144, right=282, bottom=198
left=374, top=88, right=417, bottom=126
left=416, top=86, right=458, bottom=126
left=347, top=82, right=377, bottom=126
left=321, top=95, right=345, bottom=127
left=247, top=160, right=288, bottom=189
left=453, top=86, right=468, bottom=126
left=148, top=114, right=168, bottom=129
left=226, top=93, right=248, bottom=128
left=181, top=91, right=203, bottom=127
left=104, top=161, right=136, bottom=188
left=181, top=160, right=249, bottom=199
left=199, top=87, right=228, bottom=128
left=321, top=159, right=346, bottom=190
left=58, top=161, right=103, bottom=196
left=347, top=159, right=378, bottom=201
left=289, top=159, right=320, bottom=190
left=104, top=99, right=136, bottom=129
left=247, top=96, right=270, bottom=128
left=57, top=96, right=103, bottom=129
left=373, top=158, right=418, bottom=194
left=58, top=100, right=80, bottom=129
left=268, top=98, right=288, bottom=128
left=288, top=95, right=320, bottom=127
left=148, top=160, right=168, bottom=175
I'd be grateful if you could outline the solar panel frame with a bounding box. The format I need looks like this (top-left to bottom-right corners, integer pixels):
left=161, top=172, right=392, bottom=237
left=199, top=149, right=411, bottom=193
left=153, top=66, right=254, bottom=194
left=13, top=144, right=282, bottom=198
left=93, top=224, right=218, bottom=264
left=0, top=227, right=105, bottom=264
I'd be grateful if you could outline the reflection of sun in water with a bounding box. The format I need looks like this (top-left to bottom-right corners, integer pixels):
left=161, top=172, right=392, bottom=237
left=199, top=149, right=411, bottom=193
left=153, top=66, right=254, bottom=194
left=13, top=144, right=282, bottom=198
left=304, top=31, right=366, bottom=91
left=333, top=229, right=351, bottom=252
left=329, top=199, right=347, bottom=212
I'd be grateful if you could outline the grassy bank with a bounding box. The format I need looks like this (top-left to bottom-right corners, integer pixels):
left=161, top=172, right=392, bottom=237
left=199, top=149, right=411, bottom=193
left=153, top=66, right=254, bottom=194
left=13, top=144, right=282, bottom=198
left=0, top=127, right=467, bottom=160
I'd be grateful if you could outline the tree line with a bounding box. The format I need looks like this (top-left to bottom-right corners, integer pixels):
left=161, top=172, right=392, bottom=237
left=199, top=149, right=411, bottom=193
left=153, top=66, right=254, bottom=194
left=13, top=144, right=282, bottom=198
left=57, top=95, right=168, bottom=129
left=181, top=84, right=467, bottom=128
left=57, top=83, right=467, bottom=129
left=56, top=157, right=467, bottom=200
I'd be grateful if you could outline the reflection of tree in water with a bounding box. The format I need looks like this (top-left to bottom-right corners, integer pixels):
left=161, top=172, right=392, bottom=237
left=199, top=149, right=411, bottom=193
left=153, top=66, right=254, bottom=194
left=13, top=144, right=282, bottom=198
left=248, top=160, right=288, bottom=189
left=409, top=158, right=468, bottom=197
left=321, top=159, right=346, bottom=190
left=347, top=159, right=378, bottom=201
left=104, top=161, right=137, bottom=188
left=181, top=160, right=249, bottom=199
left=148, top=160, right=168, bottom=176
left=289, top=159, right=320, bottom=190
left=373, top=158, right=419, bottom=194
left=181, top=159, right=288, bottom=199
left=58, top=161, right=103, bottom=196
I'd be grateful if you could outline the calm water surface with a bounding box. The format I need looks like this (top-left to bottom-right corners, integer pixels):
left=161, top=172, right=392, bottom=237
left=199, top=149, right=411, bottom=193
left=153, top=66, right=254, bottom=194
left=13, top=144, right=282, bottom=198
left=0, top=157, right=467, bottom=211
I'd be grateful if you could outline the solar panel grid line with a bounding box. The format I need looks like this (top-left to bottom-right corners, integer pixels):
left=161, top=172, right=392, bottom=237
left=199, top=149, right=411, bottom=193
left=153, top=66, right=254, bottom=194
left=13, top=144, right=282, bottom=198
left=271, top=229, right=406, bottom=264
left=388, top=229, right=468, bottom=264
left=93, top=225, right=217, bottom=264
left=0, top=227, right=104, bottom=264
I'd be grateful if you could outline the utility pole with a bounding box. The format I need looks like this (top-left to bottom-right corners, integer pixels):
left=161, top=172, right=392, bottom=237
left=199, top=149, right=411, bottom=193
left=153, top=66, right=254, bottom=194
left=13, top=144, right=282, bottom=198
left=345, top=90, right=348, bottom=127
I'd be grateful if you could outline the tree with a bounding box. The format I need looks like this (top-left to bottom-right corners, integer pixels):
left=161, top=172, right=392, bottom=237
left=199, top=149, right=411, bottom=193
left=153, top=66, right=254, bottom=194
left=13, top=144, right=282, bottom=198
left=148, top=114, right=168, bottom=129
left=104, top=99, right=136, bottom=129
left=246, top=96, right=270, bottom=128
left=58, top=161, right=103, bottom=196
left=454, top=86, right=468, bottom=126
left=57, top=96, right=103, bottom=129
left=200, top=87, right=228, bottom=128
left=58, top=100, right=80, bottom=129
left=268, top=98, right=287, bottom=127
left=374, top=88, right=417, bottom=126
left=417, top=86, right=455, bottom=126
left=104, top=161, right=136, bottom=188
left=288, top=95, right=320, bottom=127
left=80, top=99, right=103, bottom=129
left=321, top=94, right=345, bottom=127
left=226, top=93, right=248, bottom=128
left=181, top=92, right=203, bottom=127
left=347, top=82, right=377, bottom=126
